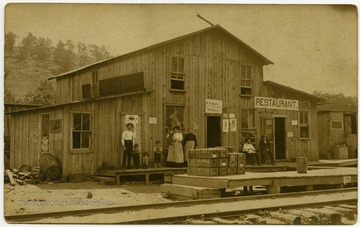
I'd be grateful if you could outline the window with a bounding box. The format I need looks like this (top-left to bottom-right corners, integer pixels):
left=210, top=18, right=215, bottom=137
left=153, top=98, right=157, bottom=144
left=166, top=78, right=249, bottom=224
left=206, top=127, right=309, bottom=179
left=241, top=109, right=257, bottom=146
left=344, top=114, right=357, bottom=134
left=165, top=105, right=185, bottom=133
left=299, top=111, right=310, bottom=139
left=170, top=57, right=185, bottom=90
left=72, top=113, right=91, bottom=149
left=92, top=70, right=99, bottom=85
left=240, top=65, right=252, bottom=95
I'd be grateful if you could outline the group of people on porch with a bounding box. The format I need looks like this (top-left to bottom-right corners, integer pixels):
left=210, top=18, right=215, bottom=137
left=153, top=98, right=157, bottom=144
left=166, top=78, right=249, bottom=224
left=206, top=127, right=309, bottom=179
left=120, top=123, right=198, bottom=169
left=121, top=123, right=274, bottom=169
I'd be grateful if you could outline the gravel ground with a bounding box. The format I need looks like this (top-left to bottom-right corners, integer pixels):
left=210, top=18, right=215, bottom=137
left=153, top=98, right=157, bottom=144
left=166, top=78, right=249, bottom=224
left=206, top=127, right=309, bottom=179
left=4, top=180, right=168, bottom=217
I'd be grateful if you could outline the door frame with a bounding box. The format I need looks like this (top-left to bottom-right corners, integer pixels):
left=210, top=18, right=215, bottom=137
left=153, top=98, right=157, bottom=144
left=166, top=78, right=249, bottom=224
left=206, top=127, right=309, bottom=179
left=205, top=114, right=222, bottom=148
left=273, top=115, right=287, bottom=160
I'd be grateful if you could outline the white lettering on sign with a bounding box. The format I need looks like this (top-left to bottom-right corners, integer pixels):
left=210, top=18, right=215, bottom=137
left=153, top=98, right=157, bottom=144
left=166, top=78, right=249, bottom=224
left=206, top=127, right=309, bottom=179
left=205, top=99, right=223, bottom=114
left=255, top=97, right=299, bottom=111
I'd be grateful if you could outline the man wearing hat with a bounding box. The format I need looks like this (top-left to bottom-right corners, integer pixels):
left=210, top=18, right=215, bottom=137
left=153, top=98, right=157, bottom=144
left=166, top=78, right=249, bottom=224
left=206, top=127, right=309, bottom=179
left=121, top=123, right=136, bottom=169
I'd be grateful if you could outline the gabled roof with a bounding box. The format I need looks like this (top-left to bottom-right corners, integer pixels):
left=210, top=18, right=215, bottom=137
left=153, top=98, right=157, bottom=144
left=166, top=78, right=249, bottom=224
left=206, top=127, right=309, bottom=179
left=49, top=25, right=273, bottom=80
left=263, top=80, right=324, bottom=102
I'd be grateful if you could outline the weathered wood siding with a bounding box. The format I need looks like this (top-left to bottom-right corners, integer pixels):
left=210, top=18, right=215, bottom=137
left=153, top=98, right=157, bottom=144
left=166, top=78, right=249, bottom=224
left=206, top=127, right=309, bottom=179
left=54, top=29, right=264, bottom=153
left=261, top=85, right=319, bottom=161
left=10, top=95, right=144, bottom=176
left=318, top=111, right=358, bottom=159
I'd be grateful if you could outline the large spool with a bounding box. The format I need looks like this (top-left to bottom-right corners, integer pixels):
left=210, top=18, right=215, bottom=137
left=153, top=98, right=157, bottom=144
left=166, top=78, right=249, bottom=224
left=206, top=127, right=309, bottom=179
left=39, top=153, right=61, bottom=180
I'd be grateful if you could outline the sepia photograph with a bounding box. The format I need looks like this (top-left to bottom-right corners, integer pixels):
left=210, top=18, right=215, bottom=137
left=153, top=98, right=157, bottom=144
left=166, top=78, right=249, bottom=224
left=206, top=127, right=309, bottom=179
left=3, top=1, right=358, bottom=224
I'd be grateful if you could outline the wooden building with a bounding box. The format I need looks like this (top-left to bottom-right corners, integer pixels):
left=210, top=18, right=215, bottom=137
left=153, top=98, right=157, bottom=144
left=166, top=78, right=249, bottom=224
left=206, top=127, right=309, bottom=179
left=4, top=104, right=39, bottom=157
left=317, top=110, right=357, bottom=159
left=9, top=25, right=322, bottom=176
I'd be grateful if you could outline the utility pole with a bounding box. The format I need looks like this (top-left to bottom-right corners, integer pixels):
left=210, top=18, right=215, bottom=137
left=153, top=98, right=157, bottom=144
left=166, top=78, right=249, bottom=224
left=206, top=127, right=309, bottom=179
left=196, top=13, right=215, bottom=26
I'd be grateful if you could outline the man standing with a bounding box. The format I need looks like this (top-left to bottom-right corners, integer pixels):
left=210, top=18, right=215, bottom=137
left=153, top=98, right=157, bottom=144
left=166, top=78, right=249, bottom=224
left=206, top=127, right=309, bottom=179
left=259, top=135, right=274, bottom=165
left=121, top=123, right=135, bottom=169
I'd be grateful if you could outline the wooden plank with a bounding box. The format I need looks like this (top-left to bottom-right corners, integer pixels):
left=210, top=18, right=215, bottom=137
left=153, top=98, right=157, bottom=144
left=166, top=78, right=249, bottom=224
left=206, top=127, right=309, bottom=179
left=160, top=183, right=222, bottom=199
left=6, top=170, right=16, bottom=186
left=172, top=175, right=229, bottom=188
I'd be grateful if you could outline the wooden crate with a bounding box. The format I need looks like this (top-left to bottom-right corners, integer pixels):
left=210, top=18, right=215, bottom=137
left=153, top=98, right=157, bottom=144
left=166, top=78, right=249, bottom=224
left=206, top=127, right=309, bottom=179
left=237, top=153, right=246, bottom=162
left=197, top=149, right=219, bottom=159
left=218, top=148, right=228, bottom=158
left=188, top=159, right=197, bottom=167
left=228, top=153, right=238, bottom=162
left=238, top=161, right=246, bottom=168
left=218, top=167, right=228, bottom=176
left=228, top=160, right=237, bottom=168
left=228, top=167, right=237, bottom=175
left=197, top=158, right=219, bottom=167
left=188, top=149, right=198, bottom=159
left=218, top=158, right=228, bottom=167
left=196, top=167, right=219, bottom=176
left=236, top=167, right=245, bottom=175
left=188, top=167, right=197, bottom=175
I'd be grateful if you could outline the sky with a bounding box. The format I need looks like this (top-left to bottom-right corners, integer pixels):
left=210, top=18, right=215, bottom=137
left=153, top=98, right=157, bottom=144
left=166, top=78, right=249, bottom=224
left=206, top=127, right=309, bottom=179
left=3, top=2, right=359, bottom=97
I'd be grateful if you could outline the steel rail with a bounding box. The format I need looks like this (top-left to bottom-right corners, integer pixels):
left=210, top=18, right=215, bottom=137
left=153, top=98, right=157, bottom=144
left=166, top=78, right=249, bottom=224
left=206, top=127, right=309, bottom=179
left=5, top=187, right=357, bottom=222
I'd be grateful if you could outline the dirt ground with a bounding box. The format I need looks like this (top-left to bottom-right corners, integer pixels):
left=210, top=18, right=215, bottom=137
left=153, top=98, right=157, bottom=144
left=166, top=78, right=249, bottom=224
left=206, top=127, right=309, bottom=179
left=4, top=180, right=168, bottom=216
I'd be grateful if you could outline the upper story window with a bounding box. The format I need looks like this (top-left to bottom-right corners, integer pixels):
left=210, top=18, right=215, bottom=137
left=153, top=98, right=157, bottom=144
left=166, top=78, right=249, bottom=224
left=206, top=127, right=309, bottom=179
left=91, top=70, right=99, bottom=98
left=170, top=57, right=185, bottom=90
left=72, top=113, right=91, bottom=150
left=92, top=70, right=99, bottom=85
left=299, top=111, right=310, bottom=139
left=240, top=65, right=252, bottom=95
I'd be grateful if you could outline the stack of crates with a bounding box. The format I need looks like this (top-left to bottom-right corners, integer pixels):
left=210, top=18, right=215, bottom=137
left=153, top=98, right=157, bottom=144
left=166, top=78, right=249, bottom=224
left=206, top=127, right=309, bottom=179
left=188, top=148, right=228, bottom=176
left=227, top=153, right=246, bottom=175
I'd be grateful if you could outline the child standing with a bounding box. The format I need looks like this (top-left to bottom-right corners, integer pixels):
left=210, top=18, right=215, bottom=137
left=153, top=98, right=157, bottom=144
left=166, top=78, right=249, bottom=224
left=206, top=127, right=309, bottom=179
left=153, top=141, right=163, bottom=168
left=132, top=143, right=141, bottom=169
left=142, top=148, right=150, bottom=168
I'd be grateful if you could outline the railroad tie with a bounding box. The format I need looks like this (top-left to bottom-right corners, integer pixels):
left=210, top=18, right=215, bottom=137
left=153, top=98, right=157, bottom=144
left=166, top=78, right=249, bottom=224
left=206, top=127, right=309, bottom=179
left=269, top=211, right=301, bottom=224
left=324, top=206, right=356, bottom=220
left=303, top=208, right=342, bottom=224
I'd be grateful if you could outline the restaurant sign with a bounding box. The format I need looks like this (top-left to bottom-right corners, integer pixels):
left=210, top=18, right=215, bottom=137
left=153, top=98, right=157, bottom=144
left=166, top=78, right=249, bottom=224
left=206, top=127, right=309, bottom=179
left=255, top=97, right=299, bottom=111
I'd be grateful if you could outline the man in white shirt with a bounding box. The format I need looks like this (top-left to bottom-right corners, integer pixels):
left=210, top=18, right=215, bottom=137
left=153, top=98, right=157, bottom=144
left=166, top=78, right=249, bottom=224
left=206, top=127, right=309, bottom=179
left=121, top=123, right=136, bottom=169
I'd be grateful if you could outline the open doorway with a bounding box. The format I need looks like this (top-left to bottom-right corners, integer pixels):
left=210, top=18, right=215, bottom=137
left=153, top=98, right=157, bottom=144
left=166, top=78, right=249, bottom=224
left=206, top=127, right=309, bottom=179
left=274, top=117, right=286, bottom=160
left=206, top=116, right=221, bottom=147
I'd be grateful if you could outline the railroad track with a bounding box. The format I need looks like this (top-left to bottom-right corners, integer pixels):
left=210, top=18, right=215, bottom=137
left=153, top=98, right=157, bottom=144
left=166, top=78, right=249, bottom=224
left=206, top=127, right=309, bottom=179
left=5, top=187, right=357, bottom=224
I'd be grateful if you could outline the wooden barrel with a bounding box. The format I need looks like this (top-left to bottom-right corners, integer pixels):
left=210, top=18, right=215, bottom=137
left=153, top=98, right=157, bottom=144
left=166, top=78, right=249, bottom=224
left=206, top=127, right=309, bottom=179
left=296, top=157, right=308, bottom=173
left=39, top=153, right=61, bottom=180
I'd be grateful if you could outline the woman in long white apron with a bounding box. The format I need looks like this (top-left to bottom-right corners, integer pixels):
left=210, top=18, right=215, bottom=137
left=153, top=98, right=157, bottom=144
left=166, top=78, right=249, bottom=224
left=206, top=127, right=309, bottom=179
left=167, top=126, right=184, bottom=166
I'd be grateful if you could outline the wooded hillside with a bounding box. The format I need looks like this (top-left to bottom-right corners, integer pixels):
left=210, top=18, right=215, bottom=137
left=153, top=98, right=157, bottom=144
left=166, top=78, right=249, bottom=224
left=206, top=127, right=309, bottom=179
left=4, top=32, right=112, bottom=105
